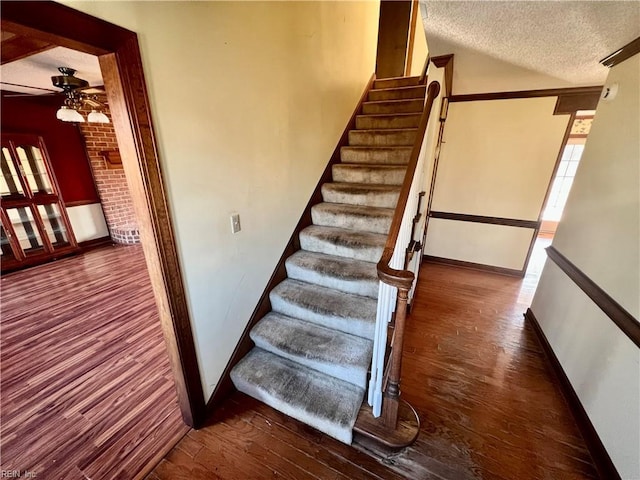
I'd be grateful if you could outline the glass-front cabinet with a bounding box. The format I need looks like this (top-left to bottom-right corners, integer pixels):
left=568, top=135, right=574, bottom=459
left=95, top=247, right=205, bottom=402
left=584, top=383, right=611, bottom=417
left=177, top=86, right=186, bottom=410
left=1, top=133, right=78, bottom=272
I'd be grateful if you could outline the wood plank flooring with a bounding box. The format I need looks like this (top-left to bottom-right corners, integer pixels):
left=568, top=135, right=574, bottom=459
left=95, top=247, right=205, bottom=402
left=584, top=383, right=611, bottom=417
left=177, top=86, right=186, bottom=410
left=148, top=237, right=598, bottom=479
left=0, top=245, right=188, bottom=480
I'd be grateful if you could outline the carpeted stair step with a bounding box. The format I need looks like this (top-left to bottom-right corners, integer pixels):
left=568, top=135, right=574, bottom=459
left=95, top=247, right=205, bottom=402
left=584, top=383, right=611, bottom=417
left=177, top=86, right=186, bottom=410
left=311, top=202, right=393, bottom=234
left=285, top=250, right=379, bottom=298
left=349, top=128, right=417, bottom=146
left=250, top=313, right=373, bottom=388
left=299, top=224, right=385, bottom=263
left=322, top=182, right=400, bottom=208
left=373, top=76, right=421, bottom=89
left=332, top=164, right=406, bottom=185
left=231, top=348, right=364, bottom=444
left=269, top=279, right=376, bottom=339
left=362, top=98, right=424, bottom=115
left=356, top=113, right=422, bottom=130
left=367, top=85, right=426, bottom=102
left=340, top=146, right=412, bottom=165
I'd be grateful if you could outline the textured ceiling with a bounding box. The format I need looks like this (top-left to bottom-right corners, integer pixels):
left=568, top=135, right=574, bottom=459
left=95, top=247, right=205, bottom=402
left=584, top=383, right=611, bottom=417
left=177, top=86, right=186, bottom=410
left=422, top=1, right=640, bottom=87
left=0, top=46, right=102, bottom=95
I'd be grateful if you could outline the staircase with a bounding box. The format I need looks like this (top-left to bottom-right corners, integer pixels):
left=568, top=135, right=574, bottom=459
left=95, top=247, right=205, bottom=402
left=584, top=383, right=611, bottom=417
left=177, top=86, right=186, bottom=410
left=231, top=76, right=427, bottom=444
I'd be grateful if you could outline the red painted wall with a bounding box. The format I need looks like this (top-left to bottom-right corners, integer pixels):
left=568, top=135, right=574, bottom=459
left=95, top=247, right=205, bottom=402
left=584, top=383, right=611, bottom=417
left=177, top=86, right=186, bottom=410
left=1, top=94, right=100, bottom=204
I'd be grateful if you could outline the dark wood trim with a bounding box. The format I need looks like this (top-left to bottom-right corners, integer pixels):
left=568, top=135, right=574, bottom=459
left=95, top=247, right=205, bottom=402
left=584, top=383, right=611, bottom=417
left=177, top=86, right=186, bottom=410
left=78, top=236, right=113, bottom=250
left=423, top=255, right=523, bottom=277
left=524, top=308, right=621, bottom=480
left=0, top=2, right=133, bottom=55
left=404, top=0, right=418, bottom=76
left=64, top=199, right=100, bottom=207
left=0, top=34, right=54, bottom=65
left=99, top=42, right=205, bottom=427
left=206, top=74, right=377, bottom=414
left=450, top=86, right=603, bottom=103
left=554, top=94, right=600, bottom=115
left=429, top=211, right=539, bottom=229
left=2, top=1, right=205, bottom=428
left=431, top=54, right=454, bottom=96
left=600, top=36, right=640, bottom=68
left=545, top=246, right=640, bottom=348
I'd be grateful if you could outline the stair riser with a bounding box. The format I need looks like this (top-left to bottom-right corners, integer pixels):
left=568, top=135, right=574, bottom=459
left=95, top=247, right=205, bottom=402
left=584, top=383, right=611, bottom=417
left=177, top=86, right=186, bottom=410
left=367, top=86, right=426, bottom=101
left=269, top=292, right=376, bottom=340
left=362, top=100, right=423, bottom=115
left=252, top=334, right=368, bottom=389
left=332, top=165, right=406, bottom=185
left=374, top=77, right=420, bottom=89
left=311, top=206, right=392, bottom=235
left=249, top=320, right=370, bottom=389
left=285, top=258, right=379, bottom=299
left=321, top=185, right=399, bottom=208
left=349, top=130, right=416, bottom=146
left=355, top=114, right=421, bottom=130
left=340, top=147, right=411, bottom=165
left=299, top=231, right=383, bottom=263
left=231, top=349, right=363, bottom=444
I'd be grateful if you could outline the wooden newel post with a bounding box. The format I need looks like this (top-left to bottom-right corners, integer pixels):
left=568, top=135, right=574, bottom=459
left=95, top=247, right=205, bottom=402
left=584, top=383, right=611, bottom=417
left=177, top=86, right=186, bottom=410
left=382, top=285, right=410, bottom=429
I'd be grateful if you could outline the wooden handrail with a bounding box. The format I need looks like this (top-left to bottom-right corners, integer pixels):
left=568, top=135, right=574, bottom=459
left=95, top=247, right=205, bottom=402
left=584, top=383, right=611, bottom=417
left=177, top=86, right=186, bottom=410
left=376, top=79, right=440, bottom=429
left=377, top=80, right=440, bottom=289
left=419, top=55, right=430, bottom=84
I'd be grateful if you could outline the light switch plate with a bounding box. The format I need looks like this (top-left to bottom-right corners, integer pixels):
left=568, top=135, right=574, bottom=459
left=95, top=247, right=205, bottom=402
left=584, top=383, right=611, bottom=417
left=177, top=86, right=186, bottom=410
left=231, top=213, right=241, bottom=233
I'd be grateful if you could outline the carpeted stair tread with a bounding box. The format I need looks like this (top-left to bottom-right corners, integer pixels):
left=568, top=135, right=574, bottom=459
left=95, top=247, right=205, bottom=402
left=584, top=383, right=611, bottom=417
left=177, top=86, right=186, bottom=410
left=285, top=250, right=379, bottom=298
left=362, top=98, right=424, bottom=115
left=270, top=278, right=377, bottom=339
left=356, top=113, right=422, bottom=130
left=322, top=182, right=400, bottom=208
left=250, top=313, right=373, bottom=388
left=373, top=76, right=421, bottom=89
left=348, top=128, right=417, bottom=146
left=341, top=146, right=412, bottom=165
left=311, top=202, right=393, bottom=234
left=299, top=225, right=386, bottom=263
left=231, top=348, right=364, bottom=444
left=368, top=84, right=426, bottom=101
left=332, top=164, right=406, bottom=185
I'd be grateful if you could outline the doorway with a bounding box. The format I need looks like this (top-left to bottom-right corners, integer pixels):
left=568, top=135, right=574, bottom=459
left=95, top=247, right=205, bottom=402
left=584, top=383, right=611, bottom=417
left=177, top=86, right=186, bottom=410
left=527, top=111, right=595, bottom=275
left=1, top=0, right=205, bottom=474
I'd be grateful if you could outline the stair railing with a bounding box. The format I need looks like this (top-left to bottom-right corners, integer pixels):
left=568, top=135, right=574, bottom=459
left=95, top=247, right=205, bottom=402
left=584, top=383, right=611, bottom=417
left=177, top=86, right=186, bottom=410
left=368, top=80, right=441, bottom=427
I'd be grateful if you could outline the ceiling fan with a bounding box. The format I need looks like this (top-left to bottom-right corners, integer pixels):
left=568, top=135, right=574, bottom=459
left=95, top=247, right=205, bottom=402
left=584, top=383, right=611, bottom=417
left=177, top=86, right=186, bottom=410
left=51, top=67, right=109, bottom=123
left=1, top=67, right=109, bottom=123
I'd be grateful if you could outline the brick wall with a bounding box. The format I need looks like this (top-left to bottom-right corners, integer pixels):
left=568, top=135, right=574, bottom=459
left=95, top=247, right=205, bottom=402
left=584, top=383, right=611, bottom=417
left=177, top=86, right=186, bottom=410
left=77, top=104, right=140, bottom=244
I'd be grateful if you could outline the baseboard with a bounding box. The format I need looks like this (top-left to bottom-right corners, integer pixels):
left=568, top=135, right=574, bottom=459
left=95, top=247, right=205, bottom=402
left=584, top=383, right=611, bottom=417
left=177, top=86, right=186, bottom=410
left=422, top=255, right=523, bottom=277
left=205, top=73, right=377, bottom=414
left=524, top=308, right=620, bottom=480
left=78, top=236, right=113, bottom=250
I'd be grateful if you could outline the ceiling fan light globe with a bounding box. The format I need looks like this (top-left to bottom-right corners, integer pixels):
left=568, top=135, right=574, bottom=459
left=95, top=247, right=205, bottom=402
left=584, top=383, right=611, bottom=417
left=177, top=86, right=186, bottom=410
left=88, top=111, right=110, bottom=124
left=56, top=106, right=85, bottom=122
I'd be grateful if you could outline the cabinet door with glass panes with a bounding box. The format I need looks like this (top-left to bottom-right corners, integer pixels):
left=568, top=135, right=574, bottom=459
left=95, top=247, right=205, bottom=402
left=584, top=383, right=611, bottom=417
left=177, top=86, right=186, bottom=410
left=1, top=133, right=78, bottom=272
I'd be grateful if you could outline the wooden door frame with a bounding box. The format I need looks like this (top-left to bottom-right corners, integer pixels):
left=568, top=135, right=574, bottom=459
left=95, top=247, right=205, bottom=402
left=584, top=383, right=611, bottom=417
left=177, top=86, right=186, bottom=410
left=1, top=1, right=206, bottom=427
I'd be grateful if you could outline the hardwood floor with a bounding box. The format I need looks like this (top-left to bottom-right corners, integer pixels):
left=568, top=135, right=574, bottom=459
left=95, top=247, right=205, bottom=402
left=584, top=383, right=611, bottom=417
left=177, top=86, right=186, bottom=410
left=0, top=245, right=188, bottom=480
left=147, top=237, right=598, bottom=480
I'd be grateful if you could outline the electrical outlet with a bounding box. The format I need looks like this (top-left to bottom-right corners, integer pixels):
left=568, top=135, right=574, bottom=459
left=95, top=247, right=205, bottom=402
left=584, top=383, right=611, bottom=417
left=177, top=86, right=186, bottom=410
left=230, top=213, right=241, bottom=234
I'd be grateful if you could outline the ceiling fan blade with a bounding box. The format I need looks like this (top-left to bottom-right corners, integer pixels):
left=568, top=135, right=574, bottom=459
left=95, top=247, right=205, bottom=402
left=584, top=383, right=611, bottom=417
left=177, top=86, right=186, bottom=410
left=0, top=81, right=58, bottom=93
left=2, top=92, right=62, bottom=98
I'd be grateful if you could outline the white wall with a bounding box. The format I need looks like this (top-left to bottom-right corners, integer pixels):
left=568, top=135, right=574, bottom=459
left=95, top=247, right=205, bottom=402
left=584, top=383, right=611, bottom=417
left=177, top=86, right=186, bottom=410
left=425, top=97, right=569, bottom=271
left=531, top=55, right=640, bottom=479
left=66, top=203, right=109, bottom=242
left=63, top=1, right=380, bottom=399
